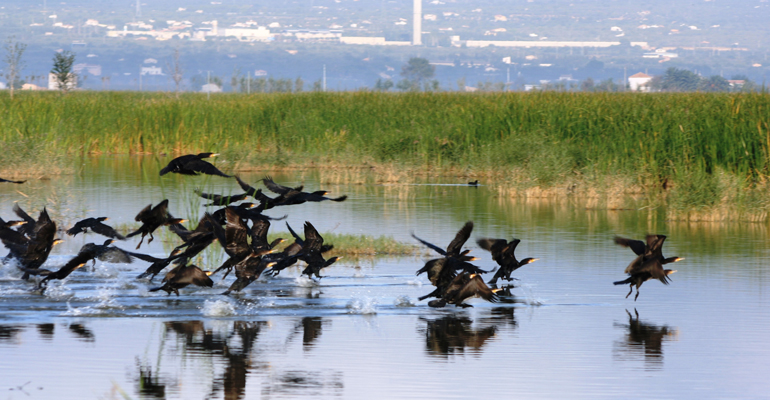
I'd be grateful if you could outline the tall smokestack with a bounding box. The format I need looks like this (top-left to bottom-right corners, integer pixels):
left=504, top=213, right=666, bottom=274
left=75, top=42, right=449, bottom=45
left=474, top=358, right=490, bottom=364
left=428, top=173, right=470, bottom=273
left=413, top=0, right=422, bottom=45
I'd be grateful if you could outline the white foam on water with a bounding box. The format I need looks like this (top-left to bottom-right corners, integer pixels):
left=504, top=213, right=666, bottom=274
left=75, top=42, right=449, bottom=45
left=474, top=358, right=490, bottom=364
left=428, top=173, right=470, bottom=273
left=347, top=297, right=378, bottom=314
left=201, top=299, right=238, bottom=317
left=406, top=279, right=423, bottom=287
left=62, top=302, right=104, bottom=316
left=394, top=295, right=415, bottom=307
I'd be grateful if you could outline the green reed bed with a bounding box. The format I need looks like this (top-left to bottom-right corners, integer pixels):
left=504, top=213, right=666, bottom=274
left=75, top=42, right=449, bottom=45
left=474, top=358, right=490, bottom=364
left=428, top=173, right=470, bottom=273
left=2, top=90, right=770, bottom=217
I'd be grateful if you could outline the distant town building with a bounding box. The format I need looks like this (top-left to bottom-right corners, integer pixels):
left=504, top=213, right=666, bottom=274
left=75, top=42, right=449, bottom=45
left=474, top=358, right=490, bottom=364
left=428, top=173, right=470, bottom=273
left=141, top=66, right=163, bottom=75
left=201, top=83, right=222, bottom=93
left=22, top=83, right=46, bottom=91
left=74, top=63, right=102, bottom=76
left=628, top=72, right=652, bottom=91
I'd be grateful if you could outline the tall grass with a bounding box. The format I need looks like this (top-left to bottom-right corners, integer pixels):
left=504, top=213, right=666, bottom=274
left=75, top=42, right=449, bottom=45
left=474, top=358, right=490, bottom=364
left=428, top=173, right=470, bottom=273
left=2, top=90, right=769, bottom=214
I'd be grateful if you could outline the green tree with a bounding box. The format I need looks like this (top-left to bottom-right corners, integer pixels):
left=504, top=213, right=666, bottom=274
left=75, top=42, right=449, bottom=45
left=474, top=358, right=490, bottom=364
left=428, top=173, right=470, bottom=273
left=400, top=57, right=435, bottom=90
left=295, top=77, right=304, bottom=92
left=51, top=50, right=76, bottom=92
left=697, top=75, right=729, bottom=92
left=3, top=37, right=27, bottom=99
left=660, top=67, right=700, bottom=92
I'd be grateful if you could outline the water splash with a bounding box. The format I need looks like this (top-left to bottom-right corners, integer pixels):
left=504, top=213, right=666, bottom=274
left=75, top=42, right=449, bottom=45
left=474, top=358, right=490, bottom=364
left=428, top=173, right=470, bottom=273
left=43, top=281, right=75, bottom=301
left=406, top=280, right=423, bottom=287
left=394, top=295, right=415, bottom=307
left=201, top=299, right=237, bottom=317
left=347, top=298, right=378, bottom=314
left=295, top=276, right=318, bottom=287
left=519, top=283, right=545, bottom=306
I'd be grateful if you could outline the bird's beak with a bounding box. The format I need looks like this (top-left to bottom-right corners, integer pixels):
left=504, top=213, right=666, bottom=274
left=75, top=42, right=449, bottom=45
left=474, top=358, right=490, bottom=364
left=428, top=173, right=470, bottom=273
left=205, top=271, right=213, bottom=276
left=469, top=273, right=477, bottom=279
left=469, top=257, right=479, bottom=261
left=531, top=258, right=540, bottom=263
left=675, top=257, right=685, bottom=262
left=267, top=262, right=277, bottom=267
left=210, top=153, right=219, bottom=157
left=75, top=263, right=86, bottom=270
left=53, top=239, right=63, bottom=245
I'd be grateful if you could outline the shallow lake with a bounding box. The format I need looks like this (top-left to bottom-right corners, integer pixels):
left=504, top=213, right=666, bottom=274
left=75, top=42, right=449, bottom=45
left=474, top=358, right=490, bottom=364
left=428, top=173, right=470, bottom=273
left=1, top=156, right=769, bottom=399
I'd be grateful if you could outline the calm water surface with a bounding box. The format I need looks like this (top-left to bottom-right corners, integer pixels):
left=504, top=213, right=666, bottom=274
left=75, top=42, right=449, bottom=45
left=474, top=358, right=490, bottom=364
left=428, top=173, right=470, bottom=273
left=1, top=156, right=769, bottom=399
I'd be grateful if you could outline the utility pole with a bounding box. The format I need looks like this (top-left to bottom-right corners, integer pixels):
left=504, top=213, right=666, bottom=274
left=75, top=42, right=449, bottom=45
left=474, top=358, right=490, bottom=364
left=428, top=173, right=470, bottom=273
left=247, top=70, right=250, bottom=94
left=207, top=70, right=211, bottom=100
left=323, top=64, right=326, bottom=92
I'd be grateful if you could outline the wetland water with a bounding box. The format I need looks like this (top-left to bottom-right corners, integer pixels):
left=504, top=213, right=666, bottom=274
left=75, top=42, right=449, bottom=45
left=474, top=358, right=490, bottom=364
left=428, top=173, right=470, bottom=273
left=1, top=156, right=769, bottom=399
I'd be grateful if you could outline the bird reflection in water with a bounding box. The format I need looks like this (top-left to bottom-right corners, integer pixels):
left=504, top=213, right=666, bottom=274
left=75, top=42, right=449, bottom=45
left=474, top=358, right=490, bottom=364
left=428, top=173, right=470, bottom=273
left=421, top=315, right=498, bottom=357
left=614, top=309, right=678, bottom=368
left=0, top=324, right=23, bottom=342
left=160, top=320, right=270, bottom=400
left=284, top=317, right=327, bottom=350
left=36, top=323, right=55, bottom=339
left=68, top=323, right=95, bottom=342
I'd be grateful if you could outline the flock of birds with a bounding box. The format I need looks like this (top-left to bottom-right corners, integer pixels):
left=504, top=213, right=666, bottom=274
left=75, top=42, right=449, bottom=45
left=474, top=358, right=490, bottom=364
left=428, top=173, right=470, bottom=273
left=0, top=152, right=684, bottom=306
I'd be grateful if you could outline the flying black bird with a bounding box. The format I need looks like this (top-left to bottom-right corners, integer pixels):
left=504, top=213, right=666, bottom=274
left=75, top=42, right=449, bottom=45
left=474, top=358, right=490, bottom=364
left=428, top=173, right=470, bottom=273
left=36, top=239, right=117, bottom=291
left=222, top=254, right=277, bottom=295
left=477, top=237, right=539, bottom=285
left=149, top=263, right=213, bottom=296
left=66, top=217, right=125, bottom=240
left=613, top=235, right=683, bottom=301
left=131, top=251, right=184, bottom=281
left=262, top=176, right=347, bottom=206
left=428, top=272, right=500, bottom=308
left=209, top=208, right=274, bottom=278
left=234, top=176, right=280, bottom=209
left=159, top=152, right=231, bottom=177
left=298, top=222, right=341, bottom=279
left=167, top=214, right=218, bottom=264
left=0, top=177, right=25, bottom=184
left=413, top=221, right=487, bottom=277
left=193, top=188, right=249, bottom=206
left=0, top=206, right=61, bottom=280
left=126, top=200, right=186, bottom=249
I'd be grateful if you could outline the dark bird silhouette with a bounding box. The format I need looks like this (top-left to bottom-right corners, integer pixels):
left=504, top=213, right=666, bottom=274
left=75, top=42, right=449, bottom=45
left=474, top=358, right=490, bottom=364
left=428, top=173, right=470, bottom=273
left=234, top=176, right=280, bottom=209
left=167, top=214, right=218, bottom=264
left=298, top=221, right=341, bottom=279
left=428, top=272, right=501, bottom=308
left=0, top=206, right=61, bottom=280
left=66, top=217, right=125, bottom=240
left=0, top=177, right=25, bottom=184
left=613, top=235, right=683, bottom=301
left=263, top=221, right=331, bottom=277
left=159, top=152, right=231, bottom=177
left=413, top=221, right=487, bottom=301
left=209, top=209, right=274, bottom=278
left=131, top=251, right=183, bottom=281
left=477, top=237, right=539, bottom=285
left=126, top=200, right=186, bottom=249
left=37, top=239, right=117, bottom=290
left=149, top=263, right=213, bottom=296
left=0, top=216, right=26, bottom=229
left=222, top=255, right=276, bottom=295
left=261, top=176, right=347, bottom=206
left=194, top=189, right=249, bottom=206
left=468, top=180, right=479, bottom=186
